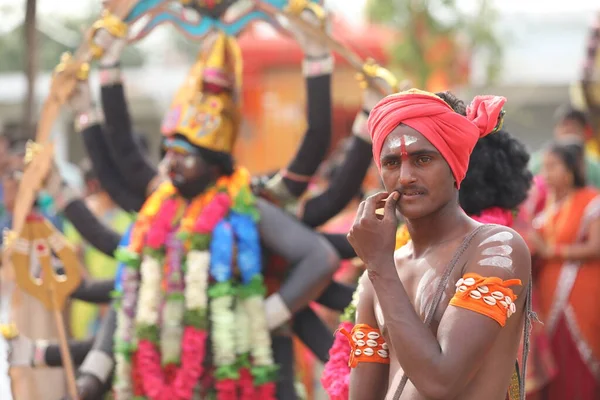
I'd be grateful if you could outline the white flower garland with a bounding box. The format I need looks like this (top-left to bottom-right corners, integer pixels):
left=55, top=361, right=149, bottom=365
left=185, top=251, right=210, bottom=311
left=243, top=296, right=274, bottom=366
left=235, top=297, right=251, bottom=356
left=136, top=256, right=162, bottom=326
left=210, top=295, right=237, bottom=366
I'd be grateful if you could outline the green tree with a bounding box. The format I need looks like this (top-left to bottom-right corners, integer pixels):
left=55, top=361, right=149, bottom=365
left=367, top=0, right=503, bottom=88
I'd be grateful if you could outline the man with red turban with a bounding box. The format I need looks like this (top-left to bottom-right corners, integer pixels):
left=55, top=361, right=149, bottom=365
left=344, top=89, right=533, bottom=399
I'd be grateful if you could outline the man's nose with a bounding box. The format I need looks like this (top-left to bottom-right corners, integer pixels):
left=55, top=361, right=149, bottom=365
left=399, top=163, right=417, bottom=185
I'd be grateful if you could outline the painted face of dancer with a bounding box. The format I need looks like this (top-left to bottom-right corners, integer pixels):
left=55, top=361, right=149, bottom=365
left=378, top=125, right=456, bottom=220
left=162, top=136, right=221, bottom=199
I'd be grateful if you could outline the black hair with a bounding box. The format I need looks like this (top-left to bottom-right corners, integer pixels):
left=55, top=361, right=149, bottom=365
left=435, top=91, right=533, bottom=215
left=547, top=141, right=586, bottom=188
left=554, top=105, right=589, bottom=128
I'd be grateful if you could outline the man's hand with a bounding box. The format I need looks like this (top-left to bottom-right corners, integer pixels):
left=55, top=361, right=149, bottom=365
left=347, top=191, right=400, bottom=273
left=286, top=6, right=331, bottom=59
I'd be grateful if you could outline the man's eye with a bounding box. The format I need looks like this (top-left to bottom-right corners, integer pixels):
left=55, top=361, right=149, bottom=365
left=417, top=156, right=432, bottom=164
left=382, top=159, right=400, bottom=167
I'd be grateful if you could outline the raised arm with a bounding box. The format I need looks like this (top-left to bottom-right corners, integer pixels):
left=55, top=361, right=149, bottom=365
left=370, top=225, right=530, bottom=399
left=61, top=63, right=145, bottom=212
left=256, top=198, right=339, bottom=330
left=258, top=7, right=333, bottom=203
left=94, top=13, right=160, bottom=198
left=300, top=68, right=396, bottom=228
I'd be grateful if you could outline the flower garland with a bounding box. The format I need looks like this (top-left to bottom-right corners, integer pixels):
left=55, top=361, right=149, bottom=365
left=113, top=168, right=277, bottom=400
left=322, top=207, right=516, bottom=399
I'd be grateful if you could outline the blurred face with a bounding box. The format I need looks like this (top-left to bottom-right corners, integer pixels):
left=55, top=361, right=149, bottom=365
left=2, top=153, right=25, bottom=213
left=379, top=125, right=456, bottom=220
left=554, top=119, right=584, bottom=140
left=162, top=137, right=217, bottom=198
left=542, top=150, right=573, bottom=192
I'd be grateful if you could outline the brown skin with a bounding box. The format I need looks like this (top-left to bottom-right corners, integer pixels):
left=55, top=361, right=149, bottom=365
left=529, top=151, right=600, bottom=261
left=347, top=125, right=531, bottom=399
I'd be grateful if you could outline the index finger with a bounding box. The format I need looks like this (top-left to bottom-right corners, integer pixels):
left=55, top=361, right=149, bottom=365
left=363, top=192, right=390, bottom=216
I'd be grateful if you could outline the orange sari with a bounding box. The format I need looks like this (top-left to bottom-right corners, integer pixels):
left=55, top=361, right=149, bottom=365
left=534, top=187, right=600, bottom=399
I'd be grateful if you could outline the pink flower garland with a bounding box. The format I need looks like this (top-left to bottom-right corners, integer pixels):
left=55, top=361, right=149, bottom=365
left=194, top=193, right=231, bottom=234
left=215, top=379, right=237, bottom=400
left=147, top=198, right=181, bottom=250
left=254, top=383, right=276, bottom=399
left=238, top=368, right=255, bottom=398
left=137, top=327, right=208, bottom=399
left=322, top=320, right=353, bottom=400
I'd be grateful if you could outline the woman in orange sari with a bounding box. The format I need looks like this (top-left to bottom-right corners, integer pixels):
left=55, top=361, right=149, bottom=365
left=528, top=141, right=600, bottom=399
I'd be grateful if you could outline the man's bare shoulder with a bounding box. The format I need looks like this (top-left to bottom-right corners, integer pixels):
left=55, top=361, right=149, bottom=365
left=466, top=224, right=531, bottom=292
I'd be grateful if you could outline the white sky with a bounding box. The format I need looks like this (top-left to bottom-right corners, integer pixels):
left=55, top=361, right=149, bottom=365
left=0, top=0, right=597, bottom=19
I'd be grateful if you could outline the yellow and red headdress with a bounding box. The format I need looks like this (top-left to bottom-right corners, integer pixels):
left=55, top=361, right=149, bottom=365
left=161, top=32, right=243, bottom=154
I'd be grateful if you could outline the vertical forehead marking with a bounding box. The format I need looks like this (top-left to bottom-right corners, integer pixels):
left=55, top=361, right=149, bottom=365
left=400, top=135, right=408, bottom=160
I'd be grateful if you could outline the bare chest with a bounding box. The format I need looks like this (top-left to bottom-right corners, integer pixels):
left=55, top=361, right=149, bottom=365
left=373, top=244, right=463, bottom=336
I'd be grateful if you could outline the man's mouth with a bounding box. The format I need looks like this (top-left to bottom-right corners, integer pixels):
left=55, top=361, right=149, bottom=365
left=399, top=190, right=426, bottom=198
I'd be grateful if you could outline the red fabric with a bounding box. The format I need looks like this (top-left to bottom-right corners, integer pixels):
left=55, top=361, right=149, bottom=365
left=529, top=317, right=600, bottom=400
left=368, top=90, right=506, bottom=187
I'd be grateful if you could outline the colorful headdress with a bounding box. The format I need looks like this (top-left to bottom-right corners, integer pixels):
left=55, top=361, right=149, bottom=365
left=161, top=32, right=243, bottom=154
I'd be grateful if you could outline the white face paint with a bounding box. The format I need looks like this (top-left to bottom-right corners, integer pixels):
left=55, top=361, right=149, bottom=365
left=183, top=155, right=197, bottom=169
left=478, top=255, right=513, bottom=270
left=482, top=245, right=513, bottom=257
left=479, top=231, right=513, bottom=247
left=388, top=136, right=402, bottom=150
left=402, top=135, right=418, bottom=147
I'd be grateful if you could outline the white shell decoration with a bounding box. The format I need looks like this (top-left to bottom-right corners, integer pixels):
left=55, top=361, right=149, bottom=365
left=354, top=349, right=362, bottom=356
left=500, top=301, right=508, bottom=308
left=491, top=291, right=504, bottom=300
left=377, top=350, right=389, bottom=358
left=510, top=302, right=516, bottom=313
left=356, top=340, right=365, bottom=347
left=463, top=277, right=476, bottom=286
left=363, top=348, right=374, bottom=356
left=469, top=290, right=482, bottom=299
left=458, top=285, right=468, bottom=293
left=483, top=296, right=497, bottom=306
left=505, top=296, right=512, bottom=304
left=355, top=331, right=365, bottom=339
left=455, top=278, right=464, bottom=287
left=367, top=340, right=378, bottom=347
left=382, top=343, right=389, bottom=350
left=477, top=285, right=490, bottom=294
left=367, top=332, right=380, bottom=340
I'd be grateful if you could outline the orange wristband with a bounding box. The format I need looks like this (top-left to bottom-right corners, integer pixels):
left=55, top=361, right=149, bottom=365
left=449, top=273, right=522, bottom=327
left=338, top=323, right=390, bottom=368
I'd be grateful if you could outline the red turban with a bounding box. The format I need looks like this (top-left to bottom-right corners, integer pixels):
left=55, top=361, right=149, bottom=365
left=368, top=89, right=506, bottom=188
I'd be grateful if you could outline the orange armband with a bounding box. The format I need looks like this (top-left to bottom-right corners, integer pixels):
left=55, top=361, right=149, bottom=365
left=449, top=273, right=522, bottom=327
left=338, top=323, right=390, bottom=368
